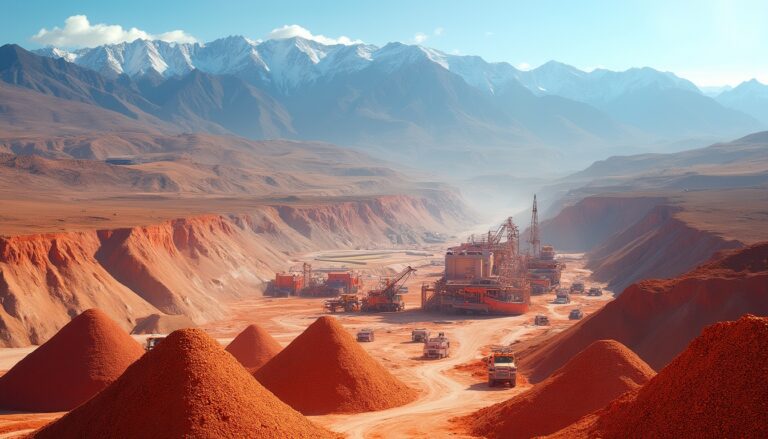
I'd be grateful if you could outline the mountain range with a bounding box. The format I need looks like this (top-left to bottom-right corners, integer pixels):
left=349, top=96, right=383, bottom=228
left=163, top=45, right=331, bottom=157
left=0, top=36, right=763, bottom=177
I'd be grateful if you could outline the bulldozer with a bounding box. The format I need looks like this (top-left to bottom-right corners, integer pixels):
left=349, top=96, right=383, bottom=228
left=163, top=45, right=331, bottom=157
left=361, top=266, right=416, bottom=312
left=323, top=293, right=361, bottom=313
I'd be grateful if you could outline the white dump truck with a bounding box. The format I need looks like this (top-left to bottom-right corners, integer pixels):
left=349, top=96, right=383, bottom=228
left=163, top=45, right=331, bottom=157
left=487, top=346, right=517, bottom=387
left=554, top=289, right=571, bottom=304
left=411, top=328, right=430, bottom=342
left=423, top=332, right=450, bottom=359
left=356, top=328, right=375, bottom=342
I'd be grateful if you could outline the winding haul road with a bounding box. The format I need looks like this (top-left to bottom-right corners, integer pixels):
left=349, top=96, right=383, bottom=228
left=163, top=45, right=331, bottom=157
left=325, top=315, right=535, bottom=438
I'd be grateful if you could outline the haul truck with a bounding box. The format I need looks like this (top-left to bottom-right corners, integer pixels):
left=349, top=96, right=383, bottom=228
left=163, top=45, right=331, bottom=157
left=487, top=346, right=517, bottom=387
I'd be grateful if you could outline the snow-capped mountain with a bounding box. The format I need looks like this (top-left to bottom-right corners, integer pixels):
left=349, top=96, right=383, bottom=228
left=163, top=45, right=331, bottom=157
left=4, top=42, right=764, bottom=177
left=34, top=35, right=701, bottom=101
left=36, top=36, right=378, bottom=94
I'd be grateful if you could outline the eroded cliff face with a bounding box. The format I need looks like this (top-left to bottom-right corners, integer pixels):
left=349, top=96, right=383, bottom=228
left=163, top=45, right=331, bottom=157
left=538, top=196, right=665, bottom=253
left=587, top=204, right=743, bottom=292
left=0, top=194, right=467, bottom=347
left=0, top=234, right=158, bottom=346
left=540, top=195, right=744, bottom=293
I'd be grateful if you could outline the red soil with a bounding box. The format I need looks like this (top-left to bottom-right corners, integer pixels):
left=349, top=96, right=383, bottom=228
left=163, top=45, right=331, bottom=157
left=255, top=316, right=417, bottom=415
left=31, top=328, right=337, bottom=439
left=0, top=308, right=144, bottom=412
left=225, top=324, right=282, bottom=371
left=519, top=241, right=768, bottom=382
left=549, top=315, right=768, bottom=438
left=453, top=358, right=489, bottom=378
left=467, top=340, right=654, bottom=439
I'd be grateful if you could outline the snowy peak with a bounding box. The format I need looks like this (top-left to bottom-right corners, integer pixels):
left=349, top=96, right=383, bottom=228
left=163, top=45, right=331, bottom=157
left=33, top=35, right=704, bottom=102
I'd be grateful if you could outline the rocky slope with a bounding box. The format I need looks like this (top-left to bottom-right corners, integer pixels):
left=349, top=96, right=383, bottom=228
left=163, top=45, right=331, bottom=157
left=537, top=195, right=665, bottom=253
left=0, top=195, right=466, bottom=347
left=518, top=242, right=768, bottom=382
left=538, top=193, right=757, bottom=293
left=587, top=204, right=742, bottom=292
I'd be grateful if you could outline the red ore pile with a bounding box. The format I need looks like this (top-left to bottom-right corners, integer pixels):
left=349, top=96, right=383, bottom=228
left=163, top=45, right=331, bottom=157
left=467, top=340, right=654, bottom=439
left=548, top=315, right=768, bottom=438
left=30, top=328, right=338, bottom=439
left=0, top=308, right=144, bottom=412
left=255, top=316, right=417, bottom=415
left=519, top=241, right=768, bottom=382
left=225, top=323, right=282, bottom=371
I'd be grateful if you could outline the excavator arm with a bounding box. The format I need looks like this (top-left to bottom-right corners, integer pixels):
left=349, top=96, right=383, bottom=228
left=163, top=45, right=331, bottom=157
left=383, top=266, right=416, bottom=298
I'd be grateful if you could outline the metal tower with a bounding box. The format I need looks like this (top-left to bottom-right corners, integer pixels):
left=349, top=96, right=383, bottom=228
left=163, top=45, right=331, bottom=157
left=528, top=195, right=541, bottom=258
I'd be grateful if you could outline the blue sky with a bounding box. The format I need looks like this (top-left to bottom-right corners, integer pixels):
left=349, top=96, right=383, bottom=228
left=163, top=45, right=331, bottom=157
left=2, top=0, right=766, bottom=86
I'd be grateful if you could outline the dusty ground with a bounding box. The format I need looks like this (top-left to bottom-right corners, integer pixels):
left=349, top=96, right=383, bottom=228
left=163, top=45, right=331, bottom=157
left=207, top=251, right=612, bottom=438
left=0, top=251, right=611, bottom=438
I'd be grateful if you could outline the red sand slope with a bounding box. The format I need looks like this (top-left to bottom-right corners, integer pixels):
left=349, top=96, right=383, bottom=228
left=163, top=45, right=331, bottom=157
left=519, top=242, right=768, bottom=382
left=31, top=328, right=337, bottom=438
left=225, top=324, right=282, bottom=371
left=255, top=316, right=417, bottom=414
left=0, top=308, right=144, bottom=412
left=549, top=315, right=768, bottom=438
left=467, top=340, right=654, bottom=439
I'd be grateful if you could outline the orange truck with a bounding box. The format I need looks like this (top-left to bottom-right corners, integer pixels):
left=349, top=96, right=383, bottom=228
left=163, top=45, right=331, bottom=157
left=266, top=273, right=304, bottom=296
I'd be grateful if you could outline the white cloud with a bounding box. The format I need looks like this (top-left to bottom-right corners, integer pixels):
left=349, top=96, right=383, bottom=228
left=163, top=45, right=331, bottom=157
left=484, top=31, right=494, bottom=37
left=31, top=15, right=197, bottom=48
left=414, top=32, right=429, bottom=44
left=267, top=24, right=362, bottom=45
left=434, top=27, right=444, bottom=36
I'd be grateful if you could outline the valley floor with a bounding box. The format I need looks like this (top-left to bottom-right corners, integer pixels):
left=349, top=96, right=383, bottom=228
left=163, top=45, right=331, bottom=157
left=0, top=250, right=613, bottom=438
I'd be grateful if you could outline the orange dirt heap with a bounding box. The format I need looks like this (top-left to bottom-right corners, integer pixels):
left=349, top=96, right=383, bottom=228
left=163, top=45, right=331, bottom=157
left=30, top=328, right=337, bottom=439
left=468, top=340, right=654, bottom=439
left=549, top=315, right=768, bottom=438
left=0, top=308, right=144, bottom=412
left=255, top=316, right=417, bottom=415
left=225, top=324, right=282, bottom=371
left=520, top=241, right=768, bottom=382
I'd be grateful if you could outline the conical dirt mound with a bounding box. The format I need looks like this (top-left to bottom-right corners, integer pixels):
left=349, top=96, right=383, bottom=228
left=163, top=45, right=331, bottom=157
left=255, top=316, right=417, bottom=415
left=30, top=328, right=337, bottom=439
left=225, top=324, right=282, bottom=372
left=468, top=340, right=654, bottom=439
left=0, top=308, right=144, bottom=412
left=519, top=242, right=768, bottom=382
left=549, top=315, right=768, bottom=438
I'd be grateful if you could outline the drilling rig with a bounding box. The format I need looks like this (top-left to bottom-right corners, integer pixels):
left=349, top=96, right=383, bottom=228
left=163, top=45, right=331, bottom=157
left=528, top=194, right=541, bottom=258
left=526, top=195, right=563, bottom=293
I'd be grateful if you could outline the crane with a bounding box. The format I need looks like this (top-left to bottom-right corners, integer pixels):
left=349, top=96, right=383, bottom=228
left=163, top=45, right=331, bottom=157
left=361, top=266, right=416, bottom=312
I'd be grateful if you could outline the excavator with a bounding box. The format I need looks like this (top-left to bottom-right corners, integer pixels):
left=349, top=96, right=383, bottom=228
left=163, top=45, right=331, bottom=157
left=361, top=266, right=416, bottom=312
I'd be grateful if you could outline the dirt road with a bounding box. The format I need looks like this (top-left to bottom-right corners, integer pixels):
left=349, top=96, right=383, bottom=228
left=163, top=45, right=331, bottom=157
left=205, top=252, right=611, bottom=438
